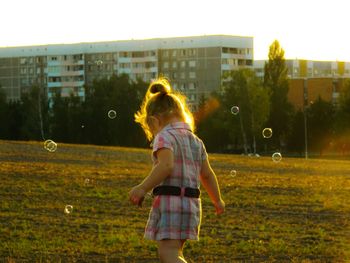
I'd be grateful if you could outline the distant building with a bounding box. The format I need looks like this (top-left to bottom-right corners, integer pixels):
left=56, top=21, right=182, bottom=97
left=0, top=35, right=253, bottom=110
left=254, top=59, right=350, bottom=110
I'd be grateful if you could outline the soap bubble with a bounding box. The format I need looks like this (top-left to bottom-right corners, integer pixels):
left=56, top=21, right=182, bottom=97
left=230, top=106, right=239, bottom=115
left=262, top=128, right=273, bottom=138
left=84, top=178, right=90, bottom=185
left=108, top=110, right=117, bottom=119
left=44, top=140, right=57, bottom=152
left=230, top=170, right=237, bottom=178
left=64, top=205, right=73, bottom=214
left=272, top=152, right=282, bottom=163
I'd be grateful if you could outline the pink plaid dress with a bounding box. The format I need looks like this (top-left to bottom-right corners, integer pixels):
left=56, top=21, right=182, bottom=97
left=144, top=122, right=208, bottom=241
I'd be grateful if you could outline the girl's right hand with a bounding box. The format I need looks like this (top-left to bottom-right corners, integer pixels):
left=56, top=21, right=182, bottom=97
left=214, top=199, right=225, bottom=215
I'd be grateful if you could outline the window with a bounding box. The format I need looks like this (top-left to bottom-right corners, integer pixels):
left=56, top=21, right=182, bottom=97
left=188, top=49, right=196, bottom=56
left=180, top=72, right=185, bottom=79
left=29, top=58, right=33, bottom=64
left=189, top=83, right=196, bottom=90
left=120, top=52, right=129, bottom=58
left=172, top=61, right=177, bottom=68
left=189, top=61, right=196, bottom=67
left=180, top=61, right=186, bottom=68
left=163, top=62, right=169, bottom=69
left=21, top=78, right=28, bottom=85
left=20, top=68, right=27, bottom=74
left=180, top=83, right=186, bottom=90
left=172, top=50, right=177, bottom=57
left=189, top=72, right=196, bottom=79
left=120, top=63, right=131, bottom=68
left=238, top=59, right=245, bottom=66
left=181, top=49, right=186, bottom=56
left=173, top=83, right=178, bottom=90
left=163, top=50, right=169, bottom=57
left=20, top=58, right=26, bottom=64
left=51, top=56, right=57, bottom=61
left=132, top=51, right=145, bottom=58
left=172, top=72, right=177, bottom=79
left=29, top=68, right=34, bottom=74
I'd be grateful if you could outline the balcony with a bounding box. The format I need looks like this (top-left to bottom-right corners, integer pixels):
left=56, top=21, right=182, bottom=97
left=48, top=70, right=85, bottom=77
left=47, top=80, right=84, bottom=88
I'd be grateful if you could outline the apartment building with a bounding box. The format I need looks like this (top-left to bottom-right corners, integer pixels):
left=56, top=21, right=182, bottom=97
left=0, top=35, right=253, bottom=110
left=254, top=59, right=350, bottom=110
left=254, top=59, right=350, bottom=79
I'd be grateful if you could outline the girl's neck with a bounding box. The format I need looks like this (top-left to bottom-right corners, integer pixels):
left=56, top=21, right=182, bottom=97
left=160, top=116, right=183, bottom=129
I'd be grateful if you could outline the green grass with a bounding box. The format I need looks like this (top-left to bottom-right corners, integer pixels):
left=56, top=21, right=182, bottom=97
left=0, top=140, right=349, bottom=262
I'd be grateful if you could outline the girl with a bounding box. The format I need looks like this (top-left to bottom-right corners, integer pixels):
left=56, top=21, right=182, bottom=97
left=129, top=78, right=225, bottom=263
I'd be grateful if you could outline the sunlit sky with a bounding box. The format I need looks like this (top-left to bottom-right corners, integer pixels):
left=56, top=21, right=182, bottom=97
left=1, top=0, right=350, bottom=61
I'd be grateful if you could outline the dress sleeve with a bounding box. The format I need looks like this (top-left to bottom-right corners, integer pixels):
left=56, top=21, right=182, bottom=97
left=152, top=132, right=174, bottom=159
left=201, top=140, right=208, bottom=161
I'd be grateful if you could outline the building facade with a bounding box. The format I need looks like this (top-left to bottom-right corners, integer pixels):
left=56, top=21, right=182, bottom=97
left=0, top=35, right=253, bottom=110
left=254, top=59, right=350, bottom=110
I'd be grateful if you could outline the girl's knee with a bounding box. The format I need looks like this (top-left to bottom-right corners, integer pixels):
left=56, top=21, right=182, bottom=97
left=157, top=240, right=186, bottom=263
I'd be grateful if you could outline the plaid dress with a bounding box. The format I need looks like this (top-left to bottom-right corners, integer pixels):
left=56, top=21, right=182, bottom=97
left=144, top=122, right=208, bottom=241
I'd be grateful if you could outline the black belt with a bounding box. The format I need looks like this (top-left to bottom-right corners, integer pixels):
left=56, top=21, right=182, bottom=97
left=152, top=185, right=200, bottom=198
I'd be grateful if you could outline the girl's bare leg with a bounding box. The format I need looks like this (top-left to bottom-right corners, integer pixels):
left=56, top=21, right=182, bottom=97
left=157, top=239, right=187, bottom=263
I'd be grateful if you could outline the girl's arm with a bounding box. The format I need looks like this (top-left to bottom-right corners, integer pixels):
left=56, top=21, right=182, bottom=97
left=139, top=148, right=174, bottom=192
left=129, top=148, right=173, bottom=205
left=200, top=158, right=225, bottom=214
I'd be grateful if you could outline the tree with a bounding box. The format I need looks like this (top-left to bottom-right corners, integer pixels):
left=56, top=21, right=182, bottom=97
left=0, top=86, right=9, bottom=138
left=264, top=40, right=294, bottom=150
left=287, top=110, right=305, bottom=156
left=195, top=92, right=230, bottom=153
left=221, top=69, right=270, bottom=154
left=335, top=79, right=350, bottom=132
left=20, top=86, right=47, bottom=141
left=82, top=74, right=148, bottom=146
left=307, top=97, right=334, bottom=156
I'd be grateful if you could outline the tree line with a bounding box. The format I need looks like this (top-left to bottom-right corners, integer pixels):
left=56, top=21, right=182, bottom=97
left=0, top=40, right=350, bottom=157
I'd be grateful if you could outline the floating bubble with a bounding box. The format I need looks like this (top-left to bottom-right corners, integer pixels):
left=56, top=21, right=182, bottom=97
left=84, top=178, right=90, bottom=185
left=230, top=170, right=237, bottom=178
left=108, top=110, right=117, bottom=119
left=262, top=128, right=273, bottom=138
left=44, top=140, right=57, bottom=152
left=272, top=152, right=282, bottom=163
left=230, top=106, right=239, bottom=115
left=81, top=124, right=85, bottom=129
left=64, top=205, right=73, bottom=214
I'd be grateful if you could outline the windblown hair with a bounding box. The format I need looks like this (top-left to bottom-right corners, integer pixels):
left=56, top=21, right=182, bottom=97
left=134, top=77, right=194, bottom=141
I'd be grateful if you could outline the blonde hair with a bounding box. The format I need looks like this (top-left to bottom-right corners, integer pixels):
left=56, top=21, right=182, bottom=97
left=134, top=77, right=195, bottom=141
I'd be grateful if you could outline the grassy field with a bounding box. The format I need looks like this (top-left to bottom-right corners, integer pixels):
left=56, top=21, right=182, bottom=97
left=0, top=140, right=349, bottom=262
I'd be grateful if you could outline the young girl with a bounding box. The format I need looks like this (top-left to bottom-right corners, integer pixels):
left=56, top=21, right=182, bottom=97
left=129, top=77, right=225, bottom=263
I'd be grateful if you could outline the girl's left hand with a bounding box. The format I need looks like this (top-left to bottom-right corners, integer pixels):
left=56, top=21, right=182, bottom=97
left=129, top=185, right=146, bottom=206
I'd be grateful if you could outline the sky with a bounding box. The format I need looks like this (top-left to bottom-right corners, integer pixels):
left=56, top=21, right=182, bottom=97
left=1, top=0, right=350, bottom=61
